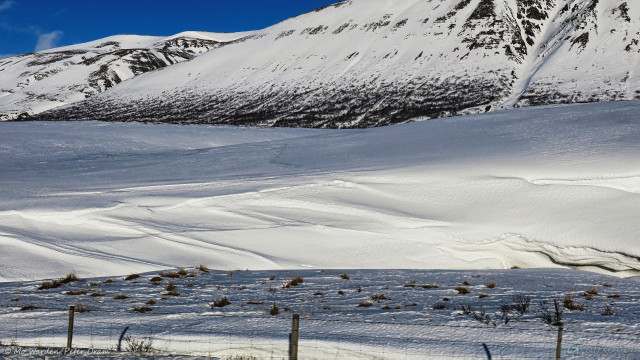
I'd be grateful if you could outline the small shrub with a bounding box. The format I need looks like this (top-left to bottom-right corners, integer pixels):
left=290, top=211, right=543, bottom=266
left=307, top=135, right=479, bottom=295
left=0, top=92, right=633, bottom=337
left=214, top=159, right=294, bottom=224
left=454, top=286, right=470, bottom=294
left=539, top=299, right=564, bottom=326
left=607, top=294, right=620, bottom=298
left=479, top=293, right=489, bottom=299
left=602, top=282, right=612, bottom=287
left=19, top=305, right=40, bottom=311
left=459, top=303, right=474, bottom=315
left=133, top=306, right=153, bottom=313
left=442, top=297, right=450, bottom=301
left=512, top=293, right=531, bottom=314
left=186, top=281, right=195, bottom=288
left=283, top=277, right=304, bottom=288
left=340, top=273, right=350, bottom=280
left=381, top=305, right=392, bottom=310
left=196, top=264, right=209, bottom=273
left=90, top=291, right=105, bottom=297
left=313, top=291, right=324, bottom=296
left=166, top=282, right=176, bottom=292
left=500, top=304, right=514, bottom=324
left=145, top=299, right=156, bottom=305
left=166, top=290, right=180, bottom=296
left=211, top=297, right=231, bottom=308
left=357, top=286, right=363, bottom=293
left=113, top=294, right=128, bottom=300
left=601, top=304, right=614, bottom=316
left=226, top=271, right=234, bottom=278
left=463, top=281, right=471, bottom=286
left=104, top=278, right=115, bottom=284
left=357, top=301, right=373, bottom=308
left=486, top=282, right=496, bottom=289
left=150, top=276, right=163, bottom=282
left=338, top=290, right=345, bottom=295
left=88, top=282, right=101, bottom=287
left=124, top=334, right=154, bottom=353
left=269, top=302, right=279, bottom=315
left=125, top=274, right=140, bottom=281
left=268, top=275, right=276, bottom=281
left=510, top=266, right=521, bottom=269
left=433, top=302, right=447, bottom=310
left=268, top=287, right=277, bottom=293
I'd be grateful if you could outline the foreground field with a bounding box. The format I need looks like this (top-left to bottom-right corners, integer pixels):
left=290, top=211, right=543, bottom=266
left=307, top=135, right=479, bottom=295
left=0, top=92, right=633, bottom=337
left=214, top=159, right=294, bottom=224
left=1, top=268, right=639, bottom=359
left=1, top=101, right=639, bottom=281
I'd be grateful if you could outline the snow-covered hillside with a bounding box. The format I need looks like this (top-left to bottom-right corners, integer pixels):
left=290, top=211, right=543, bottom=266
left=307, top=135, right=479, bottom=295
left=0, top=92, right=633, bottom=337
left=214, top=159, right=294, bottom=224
left=13, top=0, right=640, bottom=128
left=0, top=31, right=252, bottom=121
left=0, top=101, right=638, bottom=282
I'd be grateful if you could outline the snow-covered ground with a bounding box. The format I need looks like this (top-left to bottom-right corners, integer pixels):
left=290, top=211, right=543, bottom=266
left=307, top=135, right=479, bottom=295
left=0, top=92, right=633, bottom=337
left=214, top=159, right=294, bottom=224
left=0, top=101, right=639, bottom=282
left=0, top=268, right=639, bottom=359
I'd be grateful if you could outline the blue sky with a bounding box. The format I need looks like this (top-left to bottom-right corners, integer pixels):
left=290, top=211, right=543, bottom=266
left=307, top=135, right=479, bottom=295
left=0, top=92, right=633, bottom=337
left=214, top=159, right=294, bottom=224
left=0, top=0, right=339, bottom=58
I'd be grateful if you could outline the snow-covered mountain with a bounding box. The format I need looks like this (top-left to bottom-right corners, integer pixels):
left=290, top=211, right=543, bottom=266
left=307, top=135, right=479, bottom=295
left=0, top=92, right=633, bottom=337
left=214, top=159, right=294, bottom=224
left=0, top=31, right=252, bottom=121
left=4, top=0, right=640, bottom=127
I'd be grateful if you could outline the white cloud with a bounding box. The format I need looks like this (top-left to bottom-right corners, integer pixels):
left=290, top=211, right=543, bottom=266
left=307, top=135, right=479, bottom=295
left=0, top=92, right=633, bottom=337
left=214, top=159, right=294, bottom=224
left=35, top=30, right=63, bottom=51
left=0, top=1, right=14, bottom=12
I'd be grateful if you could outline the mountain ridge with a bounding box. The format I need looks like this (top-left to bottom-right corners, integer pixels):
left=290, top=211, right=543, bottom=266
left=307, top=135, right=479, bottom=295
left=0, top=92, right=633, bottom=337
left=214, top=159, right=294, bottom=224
left=2, top=0, right=639, bottom=127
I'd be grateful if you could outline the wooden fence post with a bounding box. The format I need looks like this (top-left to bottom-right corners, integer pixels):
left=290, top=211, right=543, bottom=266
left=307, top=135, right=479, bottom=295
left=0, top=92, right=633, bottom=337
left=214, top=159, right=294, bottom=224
left=67, top=305, right=75, bottom=349
left=555, top=326, right=564, bottom=360
left=290, top=314, right=300, bottom=360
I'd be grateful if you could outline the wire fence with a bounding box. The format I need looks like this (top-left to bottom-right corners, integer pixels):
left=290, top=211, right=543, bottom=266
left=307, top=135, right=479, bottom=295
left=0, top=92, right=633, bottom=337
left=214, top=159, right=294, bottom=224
left=1, top=304, right=639, bottom=359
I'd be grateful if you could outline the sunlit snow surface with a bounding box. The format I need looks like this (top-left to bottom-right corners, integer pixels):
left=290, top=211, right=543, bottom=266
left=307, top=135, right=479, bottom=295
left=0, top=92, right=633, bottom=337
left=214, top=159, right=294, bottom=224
left=0, top=101, right=639, bottom=282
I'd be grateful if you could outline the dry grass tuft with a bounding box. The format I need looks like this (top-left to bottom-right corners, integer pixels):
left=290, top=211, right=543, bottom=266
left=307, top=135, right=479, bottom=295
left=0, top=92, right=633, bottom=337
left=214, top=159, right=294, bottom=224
left=133, top=306, right=153, bottom=313
left=370, top=293, right=390, bottom=302
left=19, top=305, right=40, bottom=311
left=211, top=297, right=231, bottom=308
left=125, top=274, right=140, bottom=281
left=421, top=284, right=439, bottom=289
left=113, top=294, right=128, bottom=300
left=63, top=289, right=88, bottom=296
left=146, top=299, right=156, bottom=305
left=455, top=286, right=470, bottom=294
left=340, top=273, right=350, bottom=280
left=75, top=304, right=90, bottom=313
left=269, top=302, right=279, bottom=315
left=357, top=301, right=373, bottom=308
left=486, top=282, right=496, bottom=289
left=196, top=264, right=210, bottom=273
left=283, top=277, right=304, bottom=288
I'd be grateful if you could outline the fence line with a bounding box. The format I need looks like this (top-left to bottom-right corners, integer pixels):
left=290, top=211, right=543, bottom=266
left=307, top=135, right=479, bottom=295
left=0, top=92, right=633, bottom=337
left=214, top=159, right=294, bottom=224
left=1, top=305, right=638, bottom=360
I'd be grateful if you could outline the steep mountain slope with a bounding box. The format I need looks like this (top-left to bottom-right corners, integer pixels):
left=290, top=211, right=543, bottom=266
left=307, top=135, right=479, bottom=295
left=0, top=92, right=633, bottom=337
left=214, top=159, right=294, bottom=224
left=9, top=0, right=640, bottom=127
left=0, top=32, right=252, bottom=121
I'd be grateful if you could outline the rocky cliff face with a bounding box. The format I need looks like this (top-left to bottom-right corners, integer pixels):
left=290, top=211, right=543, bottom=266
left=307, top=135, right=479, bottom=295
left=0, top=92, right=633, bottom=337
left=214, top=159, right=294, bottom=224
left=4, top=0, right=639, bottom=128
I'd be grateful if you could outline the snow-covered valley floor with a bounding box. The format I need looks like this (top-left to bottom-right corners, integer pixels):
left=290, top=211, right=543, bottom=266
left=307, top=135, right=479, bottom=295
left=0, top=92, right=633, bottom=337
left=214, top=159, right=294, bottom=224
left=1, top=101, right=639, bottom=282
left=1, top=268, right=639, bottom=359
